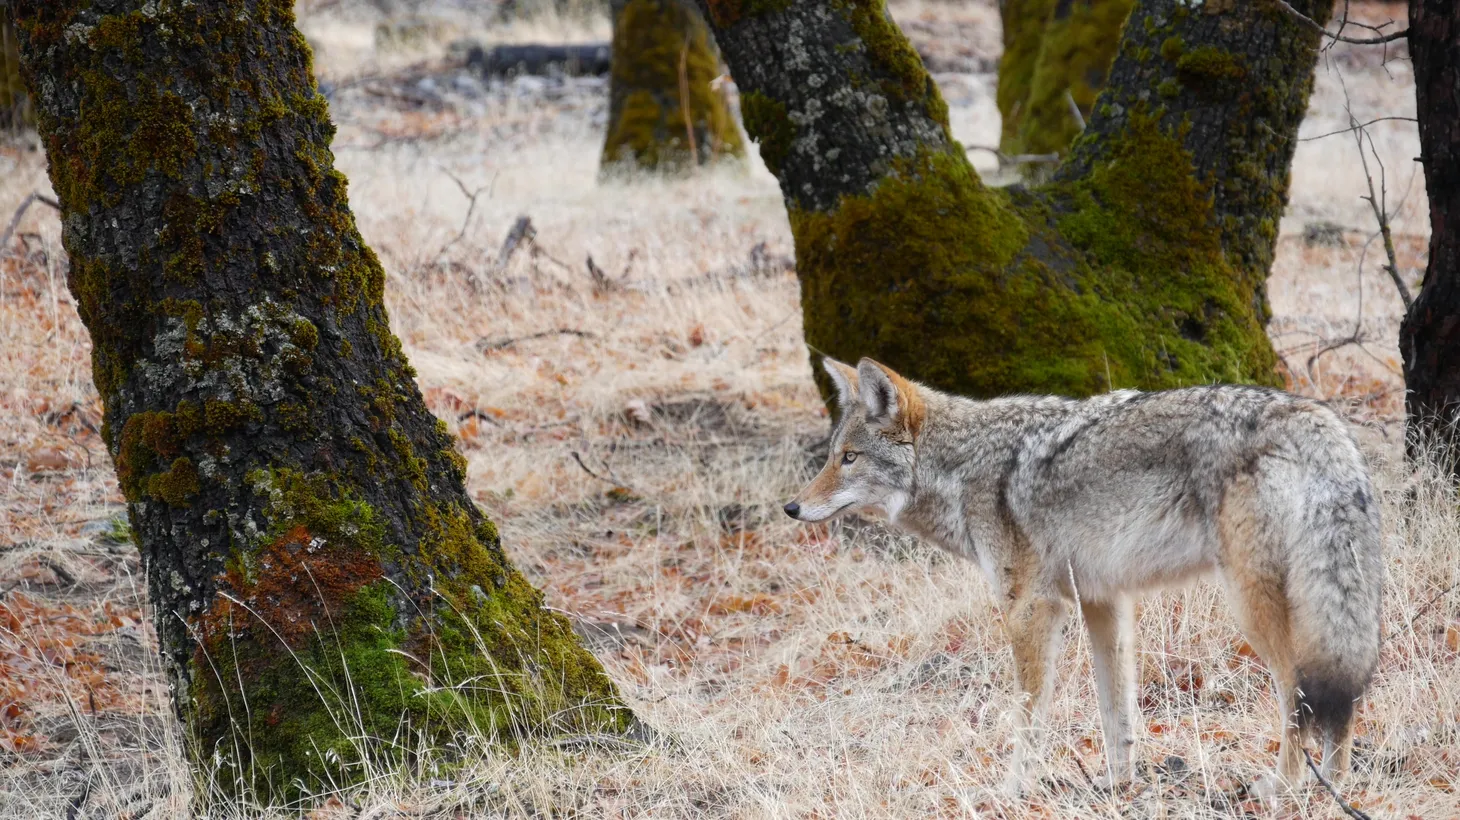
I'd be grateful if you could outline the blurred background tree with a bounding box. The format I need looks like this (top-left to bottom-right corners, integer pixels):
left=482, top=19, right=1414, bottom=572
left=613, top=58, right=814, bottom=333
left=600, top=0, right=744, bottom=175
left=1, top=0, right=32, bottom=131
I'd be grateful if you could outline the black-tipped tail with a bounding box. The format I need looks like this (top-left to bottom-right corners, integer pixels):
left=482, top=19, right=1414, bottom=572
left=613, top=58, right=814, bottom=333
left=1294, top=670, right=1363, bottom=739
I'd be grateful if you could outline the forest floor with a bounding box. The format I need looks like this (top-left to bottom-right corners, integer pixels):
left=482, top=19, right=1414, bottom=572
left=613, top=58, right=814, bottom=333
left=2, top=1, right=1458, bottom=817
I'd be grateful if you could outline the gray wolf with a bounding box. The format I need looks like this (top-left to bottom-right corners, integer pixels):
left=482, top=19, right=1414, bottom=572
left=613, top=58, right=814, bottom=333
left=784, top=357, right=1382, bottom=796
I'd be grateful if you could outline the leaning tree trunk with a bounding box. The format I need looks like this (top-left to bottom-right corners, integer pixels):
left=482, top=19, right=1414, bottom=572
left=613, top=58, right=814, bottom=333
left=12, top=0, right=631, bottom=803
left=1401, top=0, right=1460, bottom=469
left=699, top=0, right=1325, bottom=400
left=600, top=0, right=745, bottom=174
left=1001, top=0, right=1134, bottom=159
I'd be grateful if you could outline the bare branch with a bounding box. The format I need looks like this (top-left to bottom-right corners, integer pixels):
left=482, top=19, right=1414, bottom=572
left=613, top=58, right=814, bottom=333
left=1299, top=116, right=1418, bottom=143
left=1344, top=85, right=1413, bottom=310
left=1, top=191, right=62, bottom=258
left=1272, top=0, right=1407, bottom=45
left=434, top=167, right=491, bottom=261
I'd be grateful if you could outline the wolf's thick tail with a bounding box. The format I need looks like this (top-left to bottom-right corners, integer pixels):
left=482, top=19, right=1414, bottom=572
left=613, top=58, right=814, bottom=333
left=1286, top=449, right=1384, bottom=742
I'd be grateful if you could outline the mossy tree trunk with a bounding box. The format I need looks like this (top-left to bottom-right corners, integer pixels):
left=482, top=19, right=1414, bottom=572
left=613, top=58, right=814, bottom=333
left=1, top=2, right=28, bottom=130
left=996, top=0, right=1055, bottom=151
left=999, top=0, right=1134, bottom=158
left=1401, top=0, right=1460, bottom=468
left=697, top=0, right=1326, bottom=400
left=600, top=0, right=745, bottom=174
left=12, top=0, right=631, bottom=803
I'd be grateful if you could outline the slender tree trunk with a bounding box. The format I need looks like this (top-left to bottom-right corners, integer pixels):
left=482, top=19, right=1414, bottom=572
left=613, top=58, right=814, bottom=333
left=997, top=0, right=1057, bottom=151
left=601, top=0, right=745, bottom=174
left=13, top=0, right=630, bottom=802
left=1003, top=0, right=1134, bottom=158
left=698, top=0, right=1325, bottom=401
left=1401, top=0, right=1460, bottom=467
left=1, top=3, right=27, bottom=130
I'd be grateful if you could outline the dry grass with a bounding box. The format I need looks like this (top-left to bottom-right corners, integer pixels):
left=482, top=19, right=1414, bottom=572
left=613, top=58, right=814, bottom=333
left=2, top=1, right=1458, bottom=816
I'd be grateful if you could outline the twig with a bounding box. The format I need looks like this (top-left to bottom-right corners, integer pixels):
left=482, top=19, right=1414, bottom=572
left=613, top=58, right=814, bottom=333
left=585, top=254, right=629, bottom=293
left=570, top=450, right=643, bottom=497
left=1272, top=0, right=1407, bottom=45
left=1, top=191, right=62, bottom=258
left=456, top=409, right=503, bottom=426
left=1343, top=78, right=1413, bottom=310
left=1300, top=117, right=1417, bottom=143
left=476, top=328, right=597, bottom=352
left=434, top=167, right=489, bottom=261
left=1408, top=581, right=1459, bottom=629
left=1064, top=90, right=1085, bottom=132
left=1303, top=749, right=1373, bottom=820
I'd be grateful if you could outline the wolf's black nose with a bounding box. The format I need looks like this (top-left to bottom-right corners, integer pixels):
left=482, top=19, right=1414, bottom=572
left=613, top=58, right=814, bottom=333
left=783, top=501, right=800, bottom=519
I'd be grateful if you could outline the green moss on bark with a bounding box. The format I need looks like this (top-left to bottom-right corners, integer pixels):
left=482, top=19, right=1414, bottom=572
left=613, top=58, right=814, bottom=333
left=191, top=470, right=628, bottom=800
left=840, top=0, right=950, bottom=133
left=996, top=0, right=1057, bottom=150
left=600, top=0, right=745, bottom=174
left=1004, top=0, right=1134, bottom=159
left=795, top=109, right=1279, bottom=400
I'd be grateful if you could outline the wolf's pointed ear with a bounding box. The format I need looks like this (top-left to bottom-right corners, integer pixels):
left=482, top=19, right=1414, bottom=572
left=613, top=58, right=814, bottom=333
left=822, top=357, right=861, bottom=412
left=856, top=358, right=924, bottom=441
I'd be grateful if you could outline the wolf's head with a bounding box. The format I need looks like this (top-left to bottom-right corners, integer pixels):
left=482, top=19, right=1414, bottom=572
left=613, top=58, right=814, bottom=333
left=784, top=357, right=923, bottom=523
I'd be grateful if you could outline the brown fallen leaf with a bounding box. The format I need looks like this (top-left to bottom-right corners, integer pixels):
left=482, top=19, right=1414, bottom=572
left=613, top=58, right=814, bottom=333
left=24, top=444, right=74, bottom=473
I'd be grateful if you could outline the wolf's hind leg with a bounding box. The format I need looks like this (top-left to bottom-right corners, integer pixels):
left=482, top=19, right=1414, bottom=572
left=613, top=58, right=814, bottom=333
left=1321, top=711, right=1356, bottom=781
left=1219, top=562, right=1305, bottom=794
left=1002, top=593, right=1070, bottom=795
left=1083, top=596, right=1137, bottom=786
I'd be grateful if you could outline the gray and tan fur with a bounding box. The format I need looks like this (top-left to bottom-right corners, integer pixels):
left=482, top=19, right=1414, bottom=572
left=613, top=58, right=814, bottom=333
left=786, top=357, right=1382, bottom=796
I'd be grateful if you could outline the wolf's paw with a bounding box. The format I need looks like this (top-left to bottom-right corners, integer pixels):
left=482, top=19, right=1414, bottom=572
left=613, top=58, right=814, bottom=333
left=1001, top=771, right=1028, bottom=800
left=1089, top=770, right=1134, bottom=793
left=1247, top=772, right=1289, bottom=804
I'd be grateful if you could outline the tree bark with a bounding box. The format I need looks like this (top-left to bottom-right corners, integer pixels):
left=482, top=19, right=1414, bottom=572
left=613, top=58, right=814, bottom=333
left=601, top=0, right=745, bottom=174
left=1401, top=0, right=1460, bottom=466
left=1001, top=0, right=1134, bottom=159
left=12, top=0, right=630, bottom=802
left=697, top=0, right=1326, bottom=400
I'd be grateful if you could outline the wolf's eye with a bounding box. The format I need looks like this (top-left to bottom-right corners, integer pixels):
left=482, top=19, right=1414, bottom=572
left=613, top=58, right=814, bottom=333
left=841, top=451, right=858, bottom=465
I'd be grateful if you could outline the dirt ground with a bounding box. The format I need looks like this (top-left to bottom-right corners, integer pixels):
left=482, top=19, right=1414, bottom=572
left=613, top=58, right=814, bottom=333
left=1, top=1, right=1457, bottom=817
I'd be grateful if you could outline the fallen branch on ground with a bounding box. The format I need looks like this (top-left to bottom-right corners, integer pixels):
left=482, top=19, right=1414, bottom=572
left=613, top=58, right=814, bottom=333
left=1303, top=749, right=1373, bottom=820
left=570, top=450, right=644, bottom=499
left=476, top=328, right=597, bottom=352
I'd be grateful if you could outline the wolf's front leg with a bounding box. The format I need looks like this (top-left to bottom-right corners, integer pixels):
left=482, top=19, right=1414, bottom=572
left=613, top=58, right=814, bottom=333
left=1002, top=593, right=1070, bottom=796
left=1082, top=596, right=1138, bottom=787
